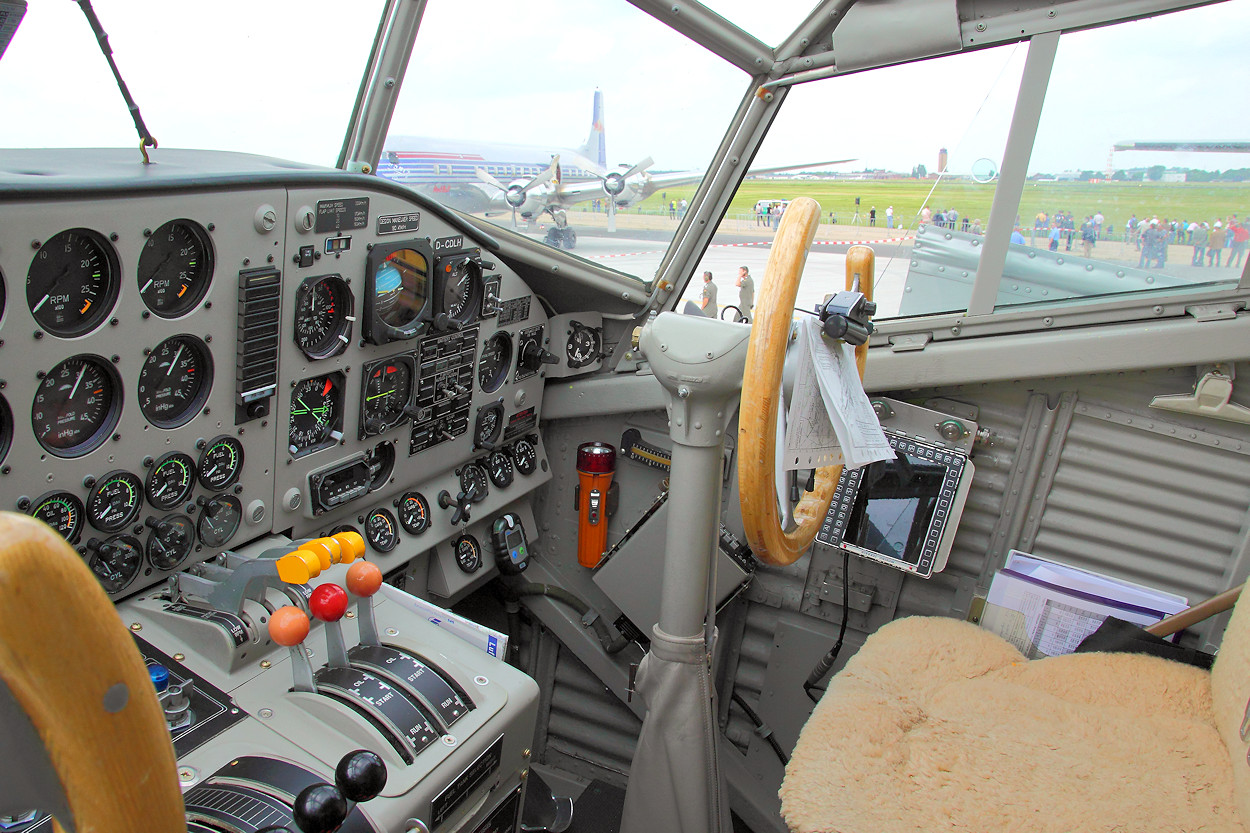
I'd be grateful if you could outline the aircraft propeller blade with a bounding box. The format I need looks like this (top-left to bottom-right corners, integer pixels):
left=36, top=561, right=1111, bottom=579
left=621, top=156, right=653, bottom=180
left=607, top=195, right=617, bottom=233
left=476, top=168, right=508, bottom=192
left=520, top=156, right=560, bottom=194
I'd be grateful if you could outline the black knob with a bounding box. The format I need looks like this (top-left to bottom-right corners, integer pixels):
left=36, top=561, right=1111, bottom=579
left=292, top=783, right=348, bottom=833
left=520, top=340, right=559, bottom=370
left=335, top=750, right=387, bottom=803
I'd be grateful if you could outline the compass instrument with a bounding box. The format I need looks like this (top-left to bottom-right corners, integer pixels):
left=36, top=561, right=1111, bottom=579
left=198, top=435, right=244, bottom=491
left=477, top=332, right=512, bottom=393
left=396, top=491, right=430, bottom=535
left=137, top=219, right=214, bottom=318
left=87, top=470, right=143, bottom=532
left=145, top=451, right=196, bottom=511
left=27, top=228, right=120, bottom=337
left=30, top=491, right=85, bottom=544
left=137, top=335, right=212, bottom=429
left=294, top=274, right=354, bottom=360
left=289, top=373, right=344, bottom=457
left=365, top=507, right=400, bottom=553
left=32, top=355, right=122, bottom=458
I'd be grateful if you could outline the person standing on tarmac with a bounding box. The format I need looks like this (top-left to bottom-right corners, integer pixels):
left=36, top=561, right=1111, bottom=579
left=700, top=271, right=718, bottom=318
left=736, top=266, right=754, bottom=323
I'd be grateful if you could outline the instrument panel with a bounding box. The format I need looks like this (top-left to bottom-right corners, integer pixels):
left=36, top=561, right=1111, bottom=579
left=0, top=150, right=553, bottom=602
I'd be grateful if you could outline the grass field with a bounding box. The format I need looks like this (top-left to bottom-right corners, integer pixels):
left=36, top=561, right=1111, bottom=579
left=631, top=178, right=1250, bottom=232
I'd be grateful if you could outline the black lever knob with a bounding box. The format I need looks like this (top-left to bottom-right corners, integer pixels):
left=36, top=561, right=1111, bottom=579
left=292, top=783, right=348, bottom=833
left=335, top=749, right=388, bottom=803
left=438, top=489, right=471, bottom=525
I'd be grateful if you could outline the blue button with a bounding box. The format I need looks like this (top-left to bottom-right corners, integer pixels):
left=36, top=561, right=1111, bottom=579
left=149, top=664, right=170, bottom=693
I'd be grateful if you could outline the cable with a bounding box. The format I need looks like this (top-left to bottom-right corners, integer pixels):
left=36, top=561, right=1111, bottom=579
left=803, top=548, right=851, bottom=703
left=501, top=581, right=630, bottom=654
left=731, top=691, right=789, bottom=766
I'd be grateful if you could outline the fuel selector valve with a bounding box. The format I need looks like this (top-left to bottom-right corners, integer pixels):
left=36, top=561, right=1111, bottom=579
left=519, top=338, right=559, bottom=372
left=438, top=484, right=475, bottom=525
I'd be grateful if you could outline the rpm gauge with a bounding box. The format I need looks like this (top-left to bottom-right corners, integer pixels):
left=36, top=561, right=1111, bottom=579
left=32, top=355, right=122, bottom=458
left=87, top=470, right=143, bottom=533
left=137, top=219, right=214, bottom=318
left=27, top=228, right=120, bottom=337
left=365, top=507, right=400, bottom=553
left=137, top=335, right=212, bottom=429
left=145, top=451, right=196, bottom=511
left=30, top=491, right=85, bottom=544
left=478, top=332, right=512, bottom=393
left=294, top=274, right=353, bottom=360
left=289, top=373, right=344, bottom=457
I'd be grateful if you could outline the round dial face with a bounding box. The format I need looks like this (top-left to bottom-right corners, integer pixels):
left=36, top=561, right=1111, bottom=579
left=567, top=323, right=602, bottom=368
left=198, top=495, right=241, bottom=548
left=366, top=440, right=395, bottom=491
left=145, top=452, right=196, bottom=511
left=438, top=257, right=480, bottom=325
left=146, top=514, right=195, bottom=571
left=473, top=404, right=503, bottom=450
left=459, top=463, right=489, bottom=504
left=478, top=332, right=512, bottom=393
left=88, top=535, right=143, bottom=594
left=374, top=248, right=429, bottom=328
left=487, top=449, right=514, bottom=488
left=32, top=355, right=121, bottom=457
left=137, top=220, right=214, bottom=318
left=397, top=491, right=430, bottom=535
left=512, top=438, right=538, bottom=476
left=453, top=533, right=482, bottom=573
left=87, top=470, right=143, bottom=533
left=27, top=228, right=119, bottom=337
left=198, top=435, right=244, bottom=491
left=31, top=491, right=85, bottom=543
left=362, top=359, right=413, bottom=435
left=0, top=394, right=11, bottom=465
left=365, top=508, right=400, bottom=553
left=289, top=374, right=343, bottom=455
left=294, top=275, right=353, bottom=359
left=137, top=335, right=212, bottom=429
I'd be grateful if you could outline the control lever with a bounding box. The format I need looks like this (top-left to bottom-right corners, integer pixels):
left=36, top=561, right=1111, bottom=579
left=269, top=606, right=316, bottom=692
left=438, top=482, right=476, bottom=525
left=310, top=583, right=351, bottom=668
left=817, top=289, right=876, bottom=346
left=289, top=750, right=387, bottom=833
left=346, top=560, right=384, bottom=647
left=520, top=339, right=559, bottom=371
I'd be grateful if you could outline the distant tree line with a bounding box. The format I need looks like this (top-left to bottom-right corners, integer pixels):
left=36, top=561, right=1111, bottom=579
left=1026, top=166, right=1250, bottom=183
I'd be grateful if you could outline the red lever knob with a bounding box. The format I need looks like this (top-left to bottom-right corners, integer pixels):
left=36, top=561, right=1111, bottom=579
left=346, top=561, right=383, bottom=598
left=309, top=583, right=349, bottom=623
left=268, top=606, right=310, bottom=647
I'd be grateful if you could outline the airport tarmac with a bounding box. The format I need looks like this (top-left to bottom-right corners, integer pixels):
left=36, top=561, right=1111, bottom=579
left=512, top=226, right=916, bottom=319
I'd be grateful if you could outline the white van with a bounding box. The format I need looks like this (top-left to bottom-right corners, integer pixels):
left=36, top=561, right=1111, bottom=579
left=753, top=198, right=790, bottom=215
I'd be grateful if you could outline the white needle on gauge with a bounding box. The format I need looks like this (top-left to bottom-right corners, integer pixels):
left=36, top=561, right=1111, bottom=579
left=69, top=364, right=87, bottom=399
left=141, top=278, right=154, bottom=293
left=32, top=294, right=50, bottom=313
left=166, top=344, right=184, bottom=377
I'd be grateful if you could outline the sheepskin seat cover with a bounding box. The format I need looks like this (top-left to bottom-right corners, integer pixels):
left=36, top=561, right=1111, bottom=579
left=781, top=615, right=1249, bottom=833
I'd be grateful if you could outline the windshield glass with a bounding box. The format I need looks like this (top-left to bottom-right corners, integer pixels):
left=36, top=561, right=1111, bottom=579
left=0, top=0, right=380, bottom=165
left=381, top=0, right=747, bottom=282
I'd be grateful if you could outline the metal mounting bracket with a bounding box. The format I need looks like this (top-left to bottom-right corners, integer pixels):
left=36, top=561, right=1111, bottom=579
left=1150, top=364, right=1250, bottom=426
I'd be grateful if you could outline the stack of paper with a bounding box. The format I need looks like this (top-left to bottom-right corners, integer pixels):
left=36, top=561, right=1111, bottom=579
left=981, top=550, right=1189, bottom=658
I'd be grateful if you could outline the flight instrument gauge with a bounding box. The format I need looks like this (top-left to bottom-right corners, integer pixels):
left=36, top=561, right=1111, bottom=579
left=365, top=508, right=400, bottom=553
left=294, top=274, right=354, bottom=360
left=360, top=357, right=414, bottom=436
left=30, top=491, right=85, bottom=544
left=478, top=332, right=512, bottom=393
left=146, top=514, right=195, bottom=571
left=198, top=435, right=244, bottom=491
left=396, top=491, right=430, bottom=535
left=512, top=437, right=539, bottom=476
left=566, top=321, right=603, bottom=369
left=27, top=228, right=120, bottom=337
left=137, top=335, right=213, bottom=429
left=86, top=535, right=143, bottom=594
left=198, top=495, right=241, bottom=548
left=0, top=393, right=11, bottom=465
left=137, top=219, right=215, bottom=318
left=473, top=401, right=504, bottom=451
left=87, top=470, right=143, bottom=533
left=289, top=373, right=344, bottom=457
left=364, top=241, right=432, bottom=345
left=145, top=452, right=196, bottom=511
left=434, top=255, right=483, bottom=330
left=458, top=463, right=489, bottom=504
left=487, top=449, right=514, bottom=488
left=32, top=355, right=122, bottom=458
left=452, top=533, right=482, bottom=573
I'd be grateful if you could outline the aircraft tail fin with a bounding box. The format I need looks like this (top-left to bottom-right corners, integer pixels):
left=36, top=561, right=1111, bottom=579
left=578, top=89, right=607, bottom=170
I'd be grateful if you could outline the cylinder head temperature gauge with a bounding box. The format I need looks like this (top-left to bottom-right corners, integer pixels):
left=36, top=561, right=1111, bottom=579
left=365, top=507, right=400, bottom=553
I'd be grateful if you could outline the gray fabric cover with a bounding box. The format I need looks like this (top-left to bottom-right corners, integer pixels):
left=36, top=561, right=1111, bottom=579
left=620, top=625, right=730, bottom=833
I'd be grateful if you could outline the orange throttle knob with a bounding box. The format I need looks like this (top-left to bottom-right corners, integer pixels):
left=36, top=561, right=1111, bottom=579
left=331, top=530, right=366, bottom=563
left=268, top=606, right=310, bottom=647
left=346, top=560, right=383, bottom=598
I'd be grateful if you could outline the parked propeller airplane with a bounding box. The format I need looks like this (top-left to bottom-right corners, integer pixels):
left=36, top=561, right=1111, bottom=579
left=379, top=90, right=853, bottom=249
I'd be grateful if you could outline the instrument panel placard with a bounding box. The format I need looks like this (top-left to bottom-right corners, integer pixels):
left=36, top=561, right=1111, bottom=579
left=316, top=197, right=370, bottom=233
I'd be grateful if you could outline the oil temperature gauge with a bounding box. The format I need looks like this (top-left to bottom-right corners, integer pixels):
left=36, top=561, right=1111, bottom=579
left=487, top=449, right=513, bottom=488
left=198, top=435, right=244, bottom=491
left=396, top=491, right=429, bottom=535
left=30, top=491, right=84, bottom=544
left=145, top=452, right=196, bottom=511
left=198, top=495, right=241, bottom=549
left=85, top=534, right=143, bottom=594
left=452, top=532, right=482, bottom=573
left=365, top=508, right=400, bottom=553
left=87, top=470, right=143, bottom=533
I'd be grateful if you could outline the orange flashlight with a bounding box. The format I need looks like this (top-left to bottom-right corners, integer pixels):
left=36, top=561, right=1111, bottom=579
left=576, top=442, right=616, bottom=568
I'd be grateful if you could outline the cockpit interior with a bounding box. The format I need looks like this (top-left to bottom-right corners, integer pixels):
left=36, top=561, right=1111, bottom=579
left=2, top=1, right=1250, bottom=832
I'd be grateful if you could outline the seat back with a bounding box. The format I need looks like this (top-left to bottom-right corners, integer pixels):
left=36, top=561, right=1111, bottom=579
left=1211, top=592, right=1250, bottom=823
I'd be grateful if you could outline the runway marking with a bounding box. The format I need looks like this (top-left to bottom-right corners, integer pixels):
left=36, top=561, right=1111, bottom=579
left=584, top=235, right=913, bottom=260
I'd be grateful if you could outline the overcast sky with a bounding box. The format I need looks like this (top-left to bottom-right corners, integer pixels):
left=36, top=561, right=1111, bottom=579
left=2, top=0, right=1248, bottom=176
